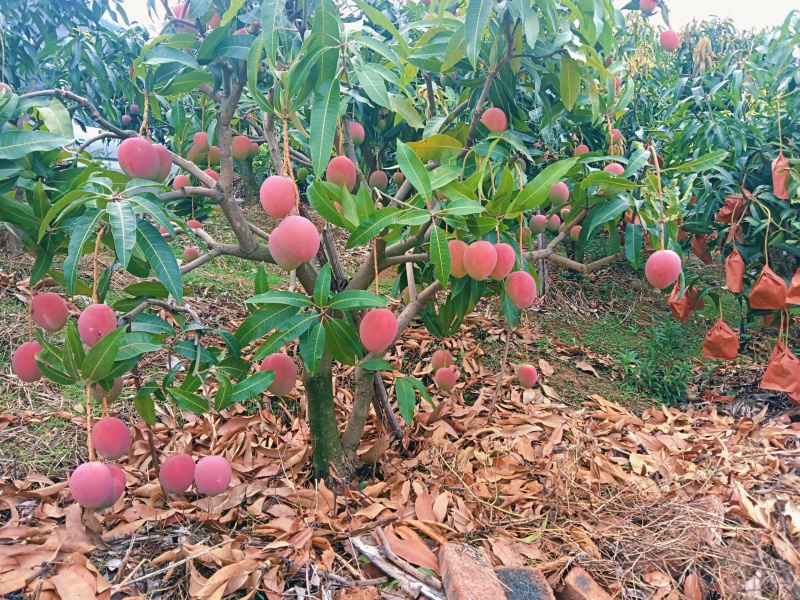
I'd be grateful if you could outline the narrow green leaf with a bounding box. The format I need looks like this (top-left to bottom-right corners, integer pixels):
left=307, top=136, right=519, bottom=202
left=0, top=130, right=72, bottom=160
left=359, top=359, right=393, bottom=371
left=168, top=388, right=210, bottom=414
left=560, top=56, right=581, bottom=112
left=63, top=211, right=103, bottom=297
left=235, top=304, right=300, bottom=345
left=465, top=0, right=493, bottom=68
left=667, top=150, right=729, bottom=173
left=625, top=222, right=643, bottom=269
left=38, top=98, right=73, bottom=137
left=430, top=225, right=450, bottom=286
left=389, top=94, right=424, bottom=129
left=328, top=290, right=388, bottom=311
left=345, top=207, right=400, bottom=249
left=82, top=328, right=125, bottom=382
left=356, top=64, right=390, bottom=107
left=136, top=220, right=183, bottom=303
left=510, top=158, right=578, bottom=213
left=106, top=201, right=137, bottom=269
left=310, top=78, right=340, bottom=177
left=300, top=322, right=326, bottom=374
left=134, top=391, right=158, bottom=425
left=143, top=45, right=201, bottom=71
left=215, top=373, right=234, bottom=411
left=261, top=0, right=286, bottom=67
left=395, top=376, right=416, bottom=426
left=314, top=263, right=332, bottom=307
left=255, top=263, right=270, bottom=295
left=63, top=322, right=85, bottom=380
left=232, top=370, right=275, bottom=403
left=324, top=318, right=361, bottom=365
left=246, top=290, right=313, bottom=307
left=397, top=141, right=432, bottom=201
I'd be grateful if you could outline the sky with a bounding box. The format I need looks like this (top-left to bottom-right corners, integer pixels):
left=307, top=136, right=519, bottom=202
left=119, top=0, right=797, bottom=34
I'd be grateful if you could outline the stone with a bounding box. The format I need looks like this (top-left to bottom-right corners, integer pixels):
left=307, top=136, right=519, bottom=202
left=495, top=566, right=555, bottom=600
left=556, top=566, right=612, bottom=600
left=439, top=542, right=505, bottom=600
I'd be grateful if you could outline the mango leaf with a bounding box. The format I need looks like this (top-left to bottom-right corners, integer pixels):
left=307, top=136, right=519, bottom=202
left=328, top=290, right=388, bottom=310
left=465, top=0, right=493, bottom=68
left=235, top=304, right=300, bottom=345
left=667, top=150, right=729, bottom=173
left=309, top=78, right=340, bottom=177
left=261, top=0, right=286, bottom=67
left=63, top=322, right=85, bottom=380
left=359, top=359, right=393, bottom=371
left=405, top=134, right=463, bottom=162
left=134, top=386, right=158, bottom=425
left=0, top=130, right=72, bottom=160
left=356, top=64, right=390, bottom=107
left=82, top=328, right=126, bottom=382
left=143, top=45, right=201, bottom=71
left=560, top=56, right=581, bottom=112
left=625, top=222, right=643, bottom=269
left=231, top=370, right=275, bottom=403
left=37, top=98, right=72, bottom=137
left=353, top=0, right=409, bottom=55
left=106, top=201, right=137, bottom=268
left=215, top=373, right=234, bottom=411
left=246, top=290, right=313, bottom=307
left=430, top=225, right=450, bottom=285
left=324, top=318, right=361, bottom=365
left=389, top=94, right=424, bottom=129
left=136, top=220, right=183, bottom=303
left=346, top=207, right=400, bottom=249
left=300, top=322, right=326, bottom=374
left=63, top=211, right=103, bottom=297
left=395, top=376, right=416, bottom=426
left=510, top=158, right=578, bottom=213
left=314, top=262, right=332, bottom=307
left=397, top=140, right=431, bottom=201
left=168, top=388, right=210, bottom=414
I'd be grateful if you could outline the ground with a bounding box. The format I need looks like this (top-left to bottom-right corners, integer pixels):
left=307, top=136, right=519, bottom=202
left=0, top=204, right=798, bottom=599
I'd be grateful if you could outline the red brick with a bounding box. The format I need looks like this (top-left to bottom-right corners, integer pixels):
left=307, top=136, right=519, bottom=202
left=332, top=586, right=380, bottom=600
left=439, top=542, right=505, bottom=600
left=496, top=566, right=555, bottom=600
left=557, top=567, right=612, bottom=600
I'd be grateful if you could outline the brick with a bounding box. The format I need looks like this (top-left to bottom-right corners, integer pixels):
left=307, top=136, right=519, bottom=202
left=495, top=566, right=555, bottom=600
left=439, top=542, right=505, bottom=600
left=556, top=567, right=612, bottom=600
left=332, top=586, right=380, bottom=600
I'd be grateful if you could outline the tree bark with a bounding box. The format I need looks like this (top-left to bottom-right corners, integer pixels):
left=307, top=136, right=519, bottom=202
left=303, top=350, right=350, bottom=478
left=341, top=365, right=378, bottom=459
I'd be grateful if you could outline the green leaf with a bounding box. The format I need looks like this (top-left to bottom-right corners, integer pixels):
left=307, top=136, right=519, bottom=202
left=168, top=387, right=210, bottom=414
left=359, top=359, right=393, bottom=371
left=0, top=195, right=40, bottom=231
left=329, top=291, right=388, bottom=313
left=314, top=262, right=332, bottom=307
left=389, top=94, right=424, bottom=129
left=136, top=220, right=183, bottom=303
left=300, top=322, right=326, bottom=374
left=395, top=376, right=416, bottom=426
left=131, top=313, right=175, bottom=335
left=583, top=197, right=630, bottom=239
left=621, top=149, right=652, bottom=178
left=63, top=322, right=85, bottom=380
left=215, top=373, right=234, bottom=411
left=39, top=362, right=78, bottom=386
left=356, top=64, right=391, bottom=107
left=406, top=375, right=433, bottom=407
left=406, top=135, right=463, bottom=162
left=430, top=225, right=450, bottom=286
left=309, top=78, right=340, bottom=177
left=261, top=0, right=286, bottom=67
left=106, top=201, right=137, bottom=269
left=465, top=0, right=493, bottom=68
left=82, top=328, right=125, bottom=382
left=0, top=130, right=72, bottom=160
left=216, top=356, right=251, bottom=380
left=667, top=150, right=729, bottom=173
left=397, top=141, right=432, bottom=201
left=143, top=45, right=201, bottom=71
left=37, top=98, right=73, bottom=137
left=235, top=304, right=300, bottom=345
left=63, top=211, right=102, bottom=296
left=353, top=0, right=409, bottom=55
left=133, top=389, right=158, bottom=426
left=232, top=370, right=275, bottom=403
left=324, top=318, right=361, bottom=365
left=346, top=207, right=400, bottom=249
left=255, top=263, right=270, bottom=295
left=246, top=290, right=313, bottom=308
left=117, top=332, right=162, bottom=360
left=625, top=222, right=643, bottom=269
left=560, top=56, right=581, bottom=112
left=124, top=281, right=170, bottom=299
left=510, top=158, right=578, bottom=213
left=307, top=181, right=351, bottom=229
left=220, top=0, right=246, bottom=25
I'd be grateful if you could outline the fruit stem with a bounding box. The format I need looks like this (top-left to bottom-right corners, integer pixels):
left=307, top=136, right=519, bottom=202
left=776, top=95, right=783, bottom=154
left=652, top=142, right=666, bottom=248
left=85, top=384, right=96, bottom=462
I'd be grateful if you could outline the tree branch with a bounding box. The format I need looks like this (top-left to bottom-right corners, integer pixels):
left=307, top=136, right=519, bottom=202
left=19, top=89, right=130, bottom=138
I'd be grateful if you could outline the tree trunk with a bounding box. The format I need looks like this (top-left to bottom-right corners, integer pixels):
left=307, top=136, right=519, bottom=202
left=340, top=365, right=377, bottom=461
left=240, top=159, right=260, bottom=204
left=303, top=349, right=350, bottom=478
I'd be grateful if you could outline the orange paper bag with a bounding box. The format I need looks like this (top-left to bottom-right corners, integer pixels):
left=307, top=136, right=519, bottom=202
left=760, top=341, right=800, bottom=394
left=787, top=268, right=800, bottom=305
left=669, top=284, right=704, bottom=323
left=725, top=247, right=745, bottom=293
left=714, top=194, right=746, bottom=224
left=691, top=235, right=713, bottom=264
left=771, top=153, right=790, bottom=200
left=702, top=319, right=739, bottom=360
left=749, top=265, right=788, bottom=310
